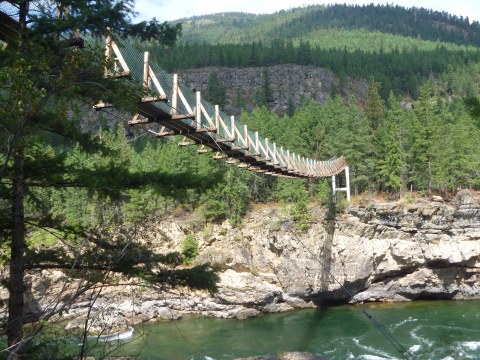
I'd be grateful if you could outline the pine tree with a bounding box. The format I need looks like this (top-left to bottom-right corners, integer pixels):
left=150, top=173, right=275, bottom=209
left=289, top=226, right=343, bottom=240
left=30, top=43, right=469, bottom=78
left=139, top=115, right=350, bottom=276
left=432, top=104, right=480, bottom=190
left=314, top=96, right=373, bottom=194
left=207, top=71, right=227, bottom=107
left=365, top=77, right=385, bottom=132
left=409, top=82, right=439, bottom=194
left=376, top=93, right=407, bottom=195
left=286, top=98, right=296, bottom=117
left=0, top=1, right=182, bottom=355
left=254, top=68, right=273, bottom=107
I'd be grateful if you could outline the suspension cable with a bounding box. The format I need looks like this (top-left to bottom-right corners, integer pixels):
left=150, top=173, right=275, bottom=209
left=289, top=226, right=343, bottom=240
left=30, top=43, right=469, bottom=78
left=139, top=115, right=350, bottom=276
left=95, top=44, right=417, bottom=360
left=171, top=104, right=417, bottom=360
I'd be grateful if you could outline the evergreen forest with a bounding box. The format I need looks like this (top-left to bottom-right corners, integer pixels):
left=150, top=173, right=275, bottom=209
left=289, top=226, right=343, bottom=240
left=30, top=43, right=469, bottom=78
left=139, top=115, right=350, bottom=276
left=135, top=3, right=480, bottom=204
left=1, top=2, right=480, bottom=358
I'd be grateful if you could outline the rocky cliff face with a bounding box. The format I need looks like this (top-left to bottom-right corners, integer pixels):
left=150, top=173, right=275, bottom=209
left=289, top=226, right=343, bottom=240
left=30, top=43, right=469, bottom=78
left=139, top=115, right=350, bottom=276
left=1, top=192, right=479, bottom=331
left=179, top=65, right=368, bottom=115
left=194, top=192, right=480, bottom=308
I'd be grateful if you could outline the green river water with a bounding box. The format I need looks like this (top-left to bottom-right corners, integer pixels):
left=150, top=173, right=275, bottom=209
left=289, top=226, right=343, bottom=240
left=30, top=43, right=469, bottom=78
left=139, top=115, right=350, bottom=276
left=100, top=299, right=480, bottom=360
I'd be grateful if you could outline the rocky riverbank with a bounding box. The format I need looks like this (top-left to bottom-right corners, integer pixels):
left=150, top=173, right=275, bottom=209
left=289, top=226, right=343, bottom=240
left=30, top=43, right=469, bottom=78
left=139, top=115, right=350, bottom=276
left=1, top=191, right=479, bottom=333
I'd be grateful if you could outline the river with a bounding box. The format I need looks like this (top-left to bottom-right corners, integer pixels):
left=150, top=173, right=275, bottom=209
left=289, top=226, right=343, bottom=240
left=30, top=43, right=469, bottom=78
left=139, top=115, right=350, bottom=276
left=98, top=300, right=480, bottom=359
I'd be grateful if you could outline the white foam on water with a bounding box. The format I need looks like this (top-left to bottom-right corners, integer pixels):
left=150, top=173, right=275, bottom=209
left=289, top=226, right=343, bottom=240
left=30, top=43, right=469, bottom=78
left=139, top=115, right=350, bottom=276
left=391, top=317, right=418, bottom=331
left=434, top=324, right=480, bottom=333
left=89, top=327, right=134, bottom=343
left=323, top=348, right=336, bottom=355
left=410, top=325, right=434, bottom=348
left=461, top=341, right=480, bottom=350
left=352, top=338, right=399, bottom=359
left=408, top=344, right=421, bottom=353
left=440, top=357, right=455, bottom=360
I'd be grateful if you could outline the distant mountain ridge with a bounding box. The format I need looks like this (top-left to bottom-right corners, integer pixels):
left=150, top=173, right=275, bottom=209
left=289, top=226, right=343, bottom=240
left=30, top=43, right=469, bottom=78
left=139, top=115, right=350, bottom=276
left=149, top=4, right=480, bottom=100
left=176, top=4, right=480, bottom=47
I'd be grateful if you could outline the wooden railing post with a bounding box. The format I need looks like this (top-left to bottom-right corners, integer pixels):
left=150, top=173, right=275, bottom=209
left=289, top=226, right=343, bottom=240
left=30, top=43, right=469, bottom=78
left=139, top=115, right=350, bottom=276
left=105, top=33, right=112, bottom=76
left=171, top=74, right=178, bottom=115
left=244, top=124, right=249, bottom=149
left=143, top=51, right=150, bottom=90
left=265, top=138, right=270, bottom=160
left=215, top=105, right=220, bottom=139
left=332, top=174, right=336, bottom=202
left=196, top=91, right=202, bottom=129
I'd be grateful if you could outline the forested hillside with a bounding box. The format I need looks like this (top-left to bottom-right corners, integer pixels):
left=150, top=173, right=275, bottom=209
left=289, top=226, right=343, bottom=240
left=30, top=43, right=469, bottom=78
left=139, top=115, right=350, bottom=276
left=139, top=3, right=480, bottom=204
left=151, top=39, right=480, bottom=98
left=176, top=4, right=480, bottom=46
left=147, top=4, right=480, bottom=98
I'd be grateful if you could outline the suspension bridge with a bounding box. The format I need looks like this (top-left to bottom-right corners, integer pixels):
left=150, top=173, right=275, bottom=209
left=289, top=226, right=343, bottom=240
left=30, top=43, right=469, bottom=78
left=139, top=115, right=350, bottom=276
left=0, top=7, right=351, bottom=200
left=1, top=7, right=424, bottom=360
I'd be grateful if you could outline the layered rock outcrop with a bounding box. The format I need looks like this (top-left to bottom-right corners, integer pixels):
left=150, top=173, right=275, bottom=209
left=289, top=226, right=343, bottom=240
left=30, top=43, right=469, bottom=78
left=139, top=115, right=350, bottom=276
left=179, top=65, right=367, bottom=114
left=1, top=193, right=479, bottom=331
left=196, top=194, right=480, bottom=307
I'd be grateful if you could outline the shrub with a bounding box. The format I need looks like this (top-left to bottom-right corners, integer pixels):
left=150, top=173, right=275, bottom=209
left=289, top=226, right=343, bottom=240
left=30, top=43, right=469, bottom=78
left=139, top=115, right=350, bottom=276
left=276, top=178, right=312, bottom=231
left=200, top=198, right=227, bottom=223
left=182, top=234, right=199, bottom=264
left=291, top=200, right=311, bottom=232
left=402, top=192, right=415, bottom=204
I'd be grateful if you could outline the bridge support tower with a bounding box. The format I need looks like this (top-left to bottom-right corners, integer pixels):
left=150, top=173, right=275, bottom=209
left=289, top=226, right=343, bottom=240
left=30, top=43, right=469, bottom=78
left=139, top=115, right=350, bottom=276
left=332, top=166, right=350, bottom=202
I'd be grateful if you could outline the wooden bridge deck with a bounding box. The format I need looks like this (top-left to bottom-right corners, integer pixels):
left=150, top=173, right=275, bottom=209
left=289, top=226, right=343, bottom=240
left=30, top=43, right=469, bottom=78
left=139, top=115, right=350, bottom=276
left=101, top=36, right=348, bottom=178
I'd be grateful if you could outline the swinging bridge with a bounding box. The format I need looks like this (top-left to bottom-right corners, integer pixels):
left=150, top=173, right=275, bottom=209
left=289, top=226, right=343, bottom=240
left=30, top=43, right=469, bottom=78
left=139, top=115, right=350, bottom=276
left=0, top=6, right=350, bottom=200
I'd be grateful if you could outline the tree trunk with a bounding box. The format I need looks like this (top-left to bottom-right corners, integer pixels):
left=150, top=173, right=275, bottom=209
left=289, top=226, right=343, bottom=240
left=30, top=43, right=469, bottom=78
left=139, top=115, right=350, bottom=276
left=7, top=147, right=26, bottom=355
left=427, top=156, right=432, bottom=196
left=7, top=4, right=28, bottom=353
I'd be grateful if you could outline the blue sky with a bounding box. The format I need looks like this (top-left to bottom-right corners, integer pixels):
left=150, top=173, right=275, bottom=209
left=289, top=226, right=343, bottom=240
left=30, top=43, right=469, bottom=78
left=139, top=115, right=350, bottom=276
left=134, top=0, right=480, bottom=23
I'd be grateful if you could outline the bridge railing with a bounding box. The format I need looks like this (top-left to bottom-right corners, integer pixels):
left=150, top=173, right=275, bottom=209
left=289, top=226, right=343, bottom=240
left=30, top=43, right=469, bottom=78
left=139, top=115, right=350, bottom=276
left=0, top=5, right=350, bottom=195
left=107, top=34, right=349, bottom=185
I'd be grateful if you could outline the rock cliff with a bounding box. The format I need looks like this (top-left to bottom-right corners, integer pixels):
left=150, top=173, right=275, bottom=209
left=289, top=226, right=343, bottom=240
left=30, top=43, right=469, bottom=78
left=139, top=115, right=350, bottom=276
left=1, top=192, right=479, bottom=331
left=193, top=192, right=480, bottom=308
left=179, top=65, right=368, bottom=115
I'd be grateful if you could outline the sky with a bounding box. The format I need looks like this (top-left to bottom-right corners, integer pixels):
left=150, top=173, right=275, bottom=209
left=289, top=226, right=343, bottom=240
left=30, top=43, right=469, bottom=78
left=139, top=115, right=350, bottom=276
left=134, top=0, right=480, bottom=23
